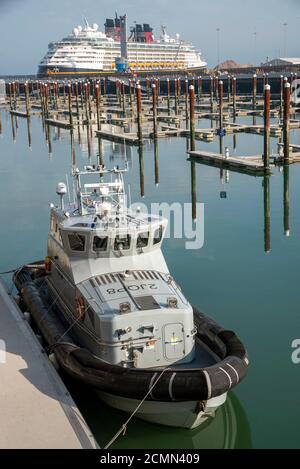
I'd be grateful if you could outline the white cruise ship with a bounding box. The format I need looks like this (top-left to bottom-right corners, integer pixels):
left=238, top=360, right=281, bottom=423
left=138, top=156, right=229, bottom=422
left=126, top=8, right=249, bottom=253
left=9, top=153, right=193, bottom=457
left=38, top=15, right=207, bottom=77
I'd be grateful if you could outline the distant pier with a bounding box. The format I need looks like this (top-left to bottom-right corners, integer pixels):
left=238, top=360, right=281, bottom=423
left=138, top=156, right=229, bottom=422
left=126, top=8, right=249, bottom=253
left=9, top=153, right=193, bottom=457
left=1, top=72, right=300, bottom=175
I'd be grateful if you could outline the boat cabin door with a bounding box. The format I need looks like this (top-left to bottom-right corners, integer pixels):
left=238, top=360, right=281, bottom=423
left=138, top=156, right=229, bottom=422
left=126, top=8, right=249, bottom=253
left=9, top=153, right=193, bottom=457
left=163, top=323, right=185, bottom=361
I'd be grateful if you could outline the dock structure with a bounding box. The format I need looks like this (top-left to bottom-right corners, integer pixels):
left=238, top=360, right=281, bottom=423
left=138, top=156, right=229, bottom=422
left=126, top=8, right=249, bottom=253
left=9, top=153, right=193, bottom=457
left=0, top=279, right=97, bottom=449
left=3, top=74, right=300, bottom=167
left=188, top=150, right=270, bottom=175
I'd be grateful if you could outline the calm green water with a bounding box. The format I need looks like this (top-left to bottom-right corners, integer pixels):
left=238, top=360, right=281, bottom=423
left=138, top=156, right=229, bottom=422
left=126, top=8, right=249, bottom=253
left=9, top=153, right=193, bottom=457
left=1, top=110, right=300, bottom=449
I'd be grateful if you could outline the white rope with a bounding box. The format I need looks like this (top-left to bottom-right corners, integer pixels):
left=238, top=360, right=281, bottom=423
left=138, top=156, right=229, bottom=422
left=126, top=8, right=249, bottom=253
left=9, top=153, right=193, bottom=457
left=104, top=367, right=172, bottom=449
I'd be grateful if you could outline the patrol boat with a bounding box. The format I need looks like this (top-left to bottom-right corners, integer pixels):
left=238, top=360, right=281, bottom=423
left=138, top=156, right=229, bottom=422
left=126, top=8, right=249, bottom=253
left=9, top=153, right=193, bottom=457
left=14, top=164, right=249, bottom=429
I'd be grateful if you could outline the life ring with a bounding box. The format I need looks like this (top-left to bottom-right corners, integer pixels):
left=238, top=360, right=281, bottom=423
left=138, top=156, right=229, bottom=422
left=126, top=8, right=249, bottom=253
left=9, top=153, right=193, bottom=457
left=75, top=296, right=86, bottom=321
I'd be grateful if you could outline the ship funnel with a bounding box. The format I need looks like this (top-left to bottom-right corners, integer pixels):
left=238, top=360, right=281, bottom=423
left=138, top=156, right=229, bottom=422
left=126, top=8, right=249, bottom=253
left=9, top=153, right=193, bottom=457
left=120, top=14, right=128, bottom=60
left=115, top=14, right=128, bottom=72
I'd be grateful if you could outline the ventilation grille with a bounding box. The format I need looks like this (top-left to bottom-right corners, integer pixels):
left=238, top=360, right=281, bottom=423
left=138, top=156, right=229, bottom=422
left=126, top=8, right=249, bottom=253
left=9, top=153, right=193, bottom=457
left=89, top=271, right=166, bottom=287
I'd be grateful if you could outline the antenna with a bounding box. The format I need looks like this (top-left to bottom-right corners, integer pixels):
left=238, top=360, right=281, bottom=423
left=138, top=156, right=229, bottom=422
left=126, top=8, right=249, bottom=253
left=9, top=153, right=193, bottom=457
left=83, top=17, right=89, bottom=28
left=65, top=173, right=71, bottom=205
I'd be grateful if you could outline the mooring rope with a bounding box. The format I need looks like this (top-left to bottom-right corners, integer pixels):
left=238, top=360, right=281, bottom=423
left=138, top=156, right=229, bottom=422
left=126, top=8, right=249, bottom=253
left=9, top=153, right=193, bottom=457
left=103, top=367, right=172, bottom=450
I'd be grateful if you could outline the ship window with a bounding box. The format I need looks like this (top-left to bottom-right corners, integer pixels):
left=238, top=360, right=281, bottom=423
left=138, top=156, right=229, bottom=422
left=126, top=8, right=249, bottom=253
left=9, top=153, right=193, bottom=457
left=137, top=232, right=149, bottom=248
left=153, top=226, right=163, bottom=245
left=114, top=234, right=131, bottom=251
left=93, top=236, right=108, bottom=252
left=68, top=233, right=86, bottom=252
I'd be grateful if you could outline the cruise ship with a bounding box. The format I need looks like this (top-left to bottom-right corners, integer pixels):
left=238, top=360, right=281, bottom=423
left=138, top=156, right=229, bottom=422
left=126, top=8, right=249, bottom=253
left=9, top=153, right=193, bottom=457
left=38, top=15, right=207, bottom=77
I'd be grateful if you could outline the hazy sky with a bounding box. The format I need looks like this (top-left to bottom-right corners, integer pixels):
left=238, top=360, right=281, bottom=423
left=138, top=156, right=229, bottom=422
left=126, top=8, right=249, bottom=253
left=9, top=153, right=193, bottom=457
left=0, top=0, right=299, bottom=74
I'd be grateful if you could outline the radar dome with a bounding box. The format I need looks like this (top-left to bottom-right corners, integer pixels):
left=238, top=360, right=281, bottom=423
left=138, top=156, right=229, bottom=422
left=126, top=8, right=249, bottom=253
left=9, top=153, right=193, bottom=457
left=77, top=25, right=82, bottom=32
left=56, top=182, right=67, bottom=196
left=73, top=28, right=79, bottom=36
left=92, top=23, right=98, bottom=31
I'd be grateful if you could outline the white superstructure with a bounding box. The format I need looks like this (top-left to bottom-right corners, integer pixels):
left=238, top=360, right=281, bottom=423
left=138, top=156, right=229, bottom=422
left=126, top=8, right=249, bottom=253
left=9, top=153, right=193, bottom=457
left=38, top=17, right=206, bottom=76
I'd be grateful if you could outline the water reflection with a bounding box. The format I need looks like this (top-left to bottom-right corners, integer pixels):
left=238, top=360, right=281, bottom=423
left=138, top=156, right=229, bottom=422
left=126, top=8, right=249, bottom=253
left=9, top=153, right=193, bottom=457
left=138, top=144, right=145, bottom=197
left=189, top=157, right=291, bottom=254
left=154, top=138, right=159, bottom=186
left=283, top=165, right=290, bottom=237
left=26, top=117, right=32, bottom=149
left=263, top=175, right=271, bottom=254
left=10, top=113, right=16, bottom=141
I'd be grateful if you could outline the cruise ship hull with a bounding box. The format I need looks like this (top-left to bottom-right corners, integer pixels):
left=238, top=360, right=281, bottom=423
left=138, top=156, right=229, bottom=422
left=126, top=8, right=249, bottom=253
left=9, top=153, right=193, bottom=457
left=37, top=64, right=207, bottom=78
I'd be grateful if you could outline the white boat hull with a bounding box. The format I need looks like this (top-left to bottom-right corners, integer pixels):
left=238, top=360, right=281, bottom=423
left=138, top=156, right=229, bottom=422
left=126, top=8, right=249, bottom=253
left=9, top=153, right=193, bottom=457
left=96, top=390, right=228, bottom=429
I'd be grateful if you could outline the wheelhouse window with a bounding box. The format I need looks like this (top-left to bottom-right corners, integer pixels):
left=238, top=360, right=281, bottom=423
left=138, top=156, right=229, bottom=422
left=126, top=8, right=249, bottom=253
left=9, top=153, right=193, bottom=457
left=153, top=226, right=163, bottom=245
left=68, top=233, right=86, bottom=252
left=137, top=232, right=149, bottom=249
left=114, top=234, right=131, bottom=251
left=93, top=236, right=108, bottom=252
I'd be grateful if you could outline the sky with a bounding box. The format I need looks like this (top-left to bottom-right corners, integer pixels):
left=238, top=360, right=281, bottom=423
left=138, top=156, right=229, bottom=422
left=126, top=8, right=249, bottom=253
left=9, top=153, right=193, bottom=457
left=0, top=0, right=299, bottom=74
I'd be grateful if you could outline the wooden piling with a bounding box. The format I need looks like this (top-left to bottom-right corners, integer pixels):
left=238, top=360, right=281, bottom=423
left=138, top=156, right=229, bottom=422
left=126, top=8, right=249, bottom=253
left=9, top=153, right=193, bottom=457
left=84, top=83, right=89, bottom=123
left=40, top=83, right=45, bottom=116
left=87, top=82, right=92, bottom=119
left=68, top=84, right=73, bottom=127
left=75, top=81, right=79, bottom=116
left=227, top=76, right=231, bottom=103
left=283, top=82, right=291, bottom=164
left=121, top=81, right=126, bottom=114
left=185, top=79, right=189, bottom=126
left=8, top=83, right=13, bottom=111
left=45, top=84, right=50, bottom=119
left=197, top=76, right=202, bottom=104
left=36, top=80, right=40, bottom=100
left=232, top=77, right=237, bottom=118
left=12, top=82, right=17, bottom=110
left=189, top=85, right=195, bottom=151
left=280, top=75, right=284, bottom=119
left=24, top=82, right=30, bottom=117
left=79, top=81, right=84, bottom=109
left=210, top=77, right=214, bottom=110
left=175, top=79, right=179, bottom=116
left=129, top=79, right=133, bottom=112
left=152, top=83, right=158, bottom=139
left=263, top=84, right=271, bottom=170
left=95, top=84, right=101, bottom=131
left=136, top=84, right=143, bottom=144
left=219, top=80, right=224, bottom=131
left=253, top=74, right=257, bottom=111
